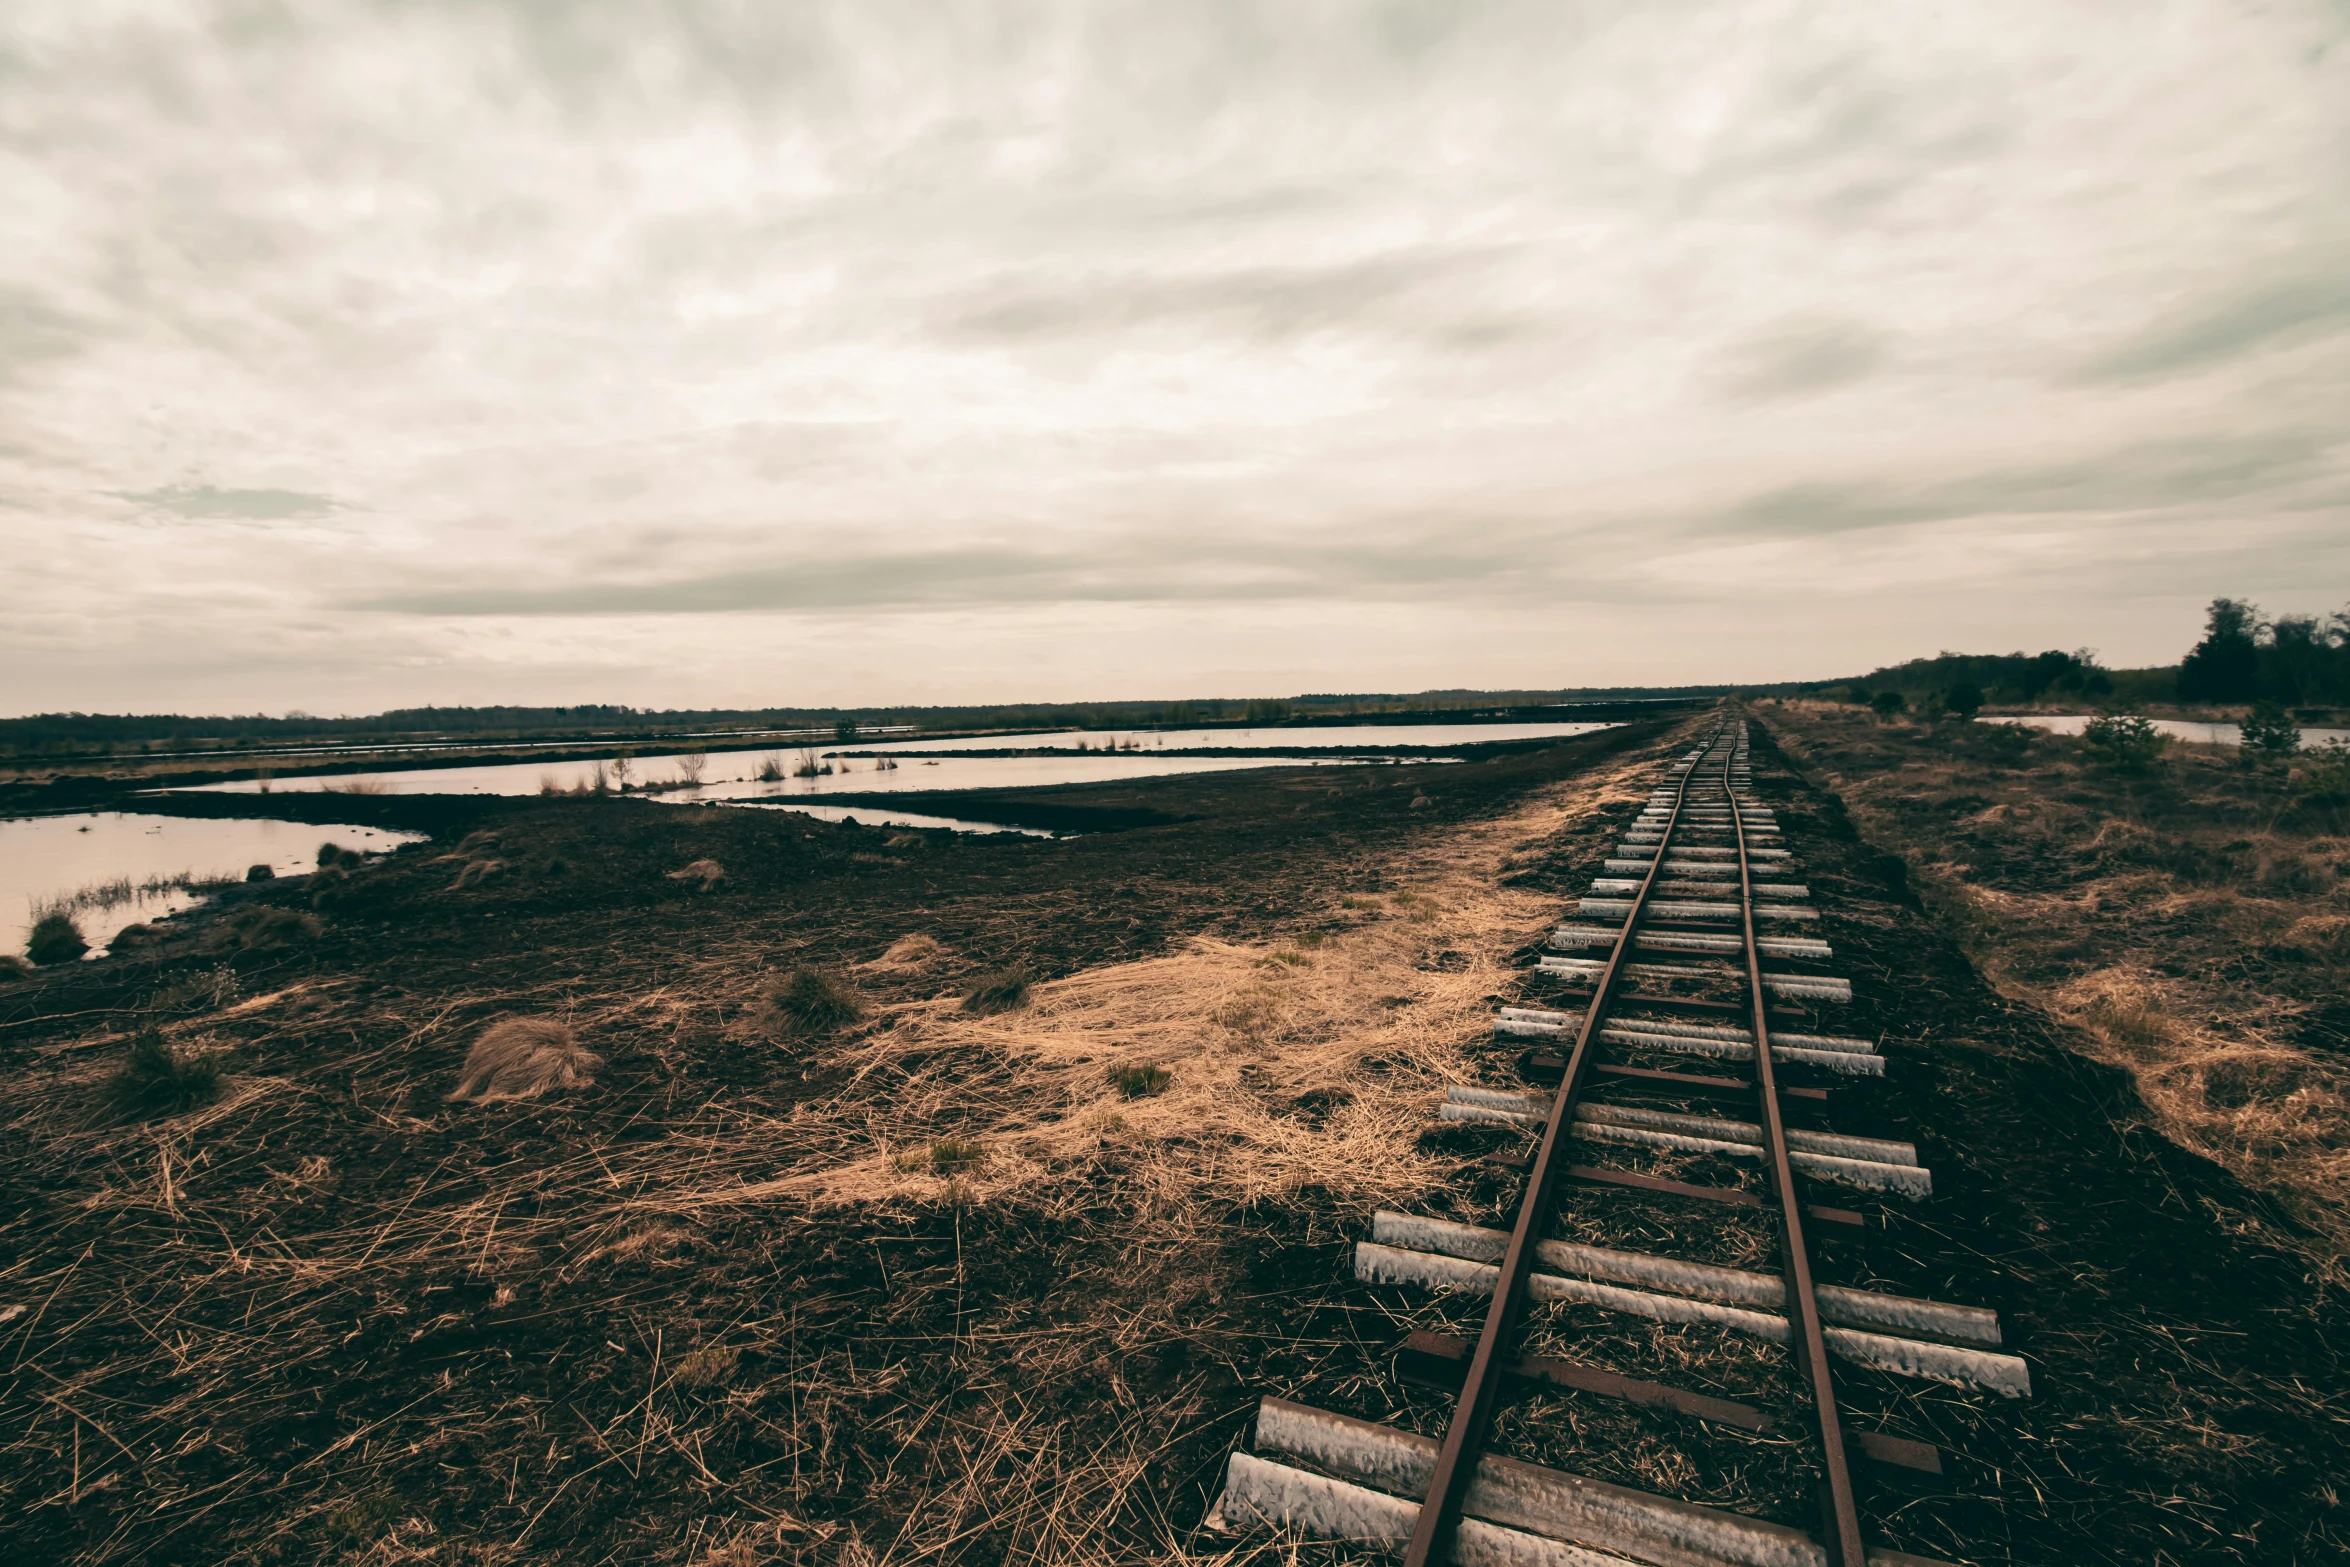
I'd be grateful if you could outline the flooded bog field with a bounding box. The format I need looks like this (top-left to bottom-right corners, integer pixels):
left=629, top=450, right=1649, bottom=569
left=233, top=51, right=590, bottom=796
left=4, top=812, right=423, bottom=959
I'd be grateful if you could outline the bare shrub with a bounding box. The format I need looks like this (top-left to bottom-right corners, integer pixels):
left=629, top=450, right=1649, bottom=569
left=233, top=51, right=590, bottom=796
left=960, top=971, right=1030, bottom=1014
left=447, top=1018, right=601, bottom=1104
left=665, top=858, right=726, bottom=892
left=762, top=968, right=862, bottom=1034
left=27, top=910, right=87, bottom=966
left=106, top=1028, right=221, bottom=1120
left=677, top=751, right=709, bottom=787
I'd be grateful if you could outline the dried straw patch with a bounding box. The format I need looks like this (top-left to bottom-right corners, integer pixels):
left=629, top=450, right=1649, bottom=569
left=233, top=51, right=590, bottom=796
left=2060, top=969, right=2350, bottom=1234
left=651, top=756, right=1646, bottom=1224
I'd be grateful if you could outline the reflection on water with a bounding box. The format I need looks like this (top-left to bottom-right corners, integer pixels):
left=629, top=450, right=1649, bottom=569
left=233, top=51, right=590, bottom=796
left=1986, top=715, right=2350, bottom=748
left=4, top=813, right=425, bottom=960
left=711, top=801, right=1053, bottom=837
left=865, top=721, right=1614, bottom=753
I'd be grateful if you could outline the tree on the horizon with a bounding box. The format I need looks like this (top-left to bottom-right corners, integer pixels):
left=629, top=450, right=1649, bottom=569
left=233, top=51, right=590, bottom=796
left=2177, top=598, right=2262, bottom=703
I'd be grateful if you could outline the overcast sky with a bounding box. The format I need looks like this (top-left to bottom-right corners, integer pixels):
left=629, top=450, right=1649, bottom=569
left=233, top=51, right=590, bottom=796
left=4, top=2, right=2347, bottom=715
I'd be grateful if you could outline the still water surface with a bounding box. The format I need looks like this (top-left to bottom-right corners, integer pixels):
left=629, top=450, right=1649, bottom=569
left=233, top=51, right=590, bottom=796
left=1987, top=715, right=2350, bottom=748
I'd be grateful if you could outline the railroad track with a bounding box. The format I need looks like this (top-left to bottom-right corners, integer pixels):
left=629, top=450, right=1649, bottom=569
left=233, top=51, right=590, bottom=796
left=1208, top=718, right=2028, bottom=1566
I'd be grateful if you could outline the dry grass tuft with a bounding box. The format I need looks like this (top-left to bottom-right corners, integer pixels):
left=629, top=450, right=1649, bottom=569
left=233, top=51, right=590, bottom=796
left=27, top=910, right=88, bottom=965
left=0, top=953, right=34, bottom=984
left=863, top=932, right=947, bottom=970
left=447, top=1017, right=602, bottom=1104
left=105, top=1028, right=223, bottom=1121
left=961, top=970, right=1032, bottom=1014
left=672, top=1342, right=741, bottom=1389
left=761, top=967, right=863, bottom=1035
left=667, top=857, right=728, bottom=892
left=210, top=906, right=321, bottom=952
left=447, top=858, right=505, bottom=890
left=1108, top=1062, right=1171, bottom=1099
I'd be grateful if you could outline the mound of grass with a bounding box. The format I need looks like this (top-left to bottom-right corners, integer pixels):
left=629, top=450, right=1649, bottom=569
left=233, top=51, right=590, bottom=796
left=764, top=967, right=862, bottom=1033
left=1108, top=1063, right=1170, bottom=1099
left=447, top=1018, right=601, bottom=1103
left=211, top=906, right=321, bottom=953
left=672, top=1343, right=741, bottom=1389
left=107, top=1029, right=222, bottom=1120
left=0, top=953, right=34, bottom=984
left=960, top=971, right=1030, bottom=1014
left=27, top=911, right=87, bottom=966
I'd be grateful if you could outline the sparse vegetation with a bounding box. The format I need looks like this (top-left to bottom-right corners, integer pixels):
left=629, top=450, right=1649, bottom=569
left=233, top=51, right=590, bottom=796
left=1775, top=700, right=2350, bottom=1259
left=754, top=753, right=786, bottom=782
left=106, top=1028, right=222, bottom=1119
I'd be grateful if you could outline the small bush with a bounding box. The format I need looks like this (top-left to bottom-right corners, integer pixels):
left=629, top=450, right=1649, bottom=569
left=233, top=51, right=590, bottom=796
left=315, top=841, right=349, bottom=868
left=961, top=971, right=1030, bottom=1014
left=107, top=1028, right=222, bottom=1120
left=0, top=954, right=34, bottom=984
left=2240, top=701, right=2301, bottom=763
left=1869, top=690, right=1906, bottom=719
left=764, top=967, right=862, bottom=1033
left=27, top=911, right=88, bottom=966
left=1944, top=682, right=1984, bottom=719
left=754, top=753, right=786, bottom=782
left=1109, top=1063, right=1171, bottom=1099
left=2082, top=712, right=2166, bottom=773
left=244, top=863, right=274, bottom=882
left=2291, top=742, right=2350, bottom=813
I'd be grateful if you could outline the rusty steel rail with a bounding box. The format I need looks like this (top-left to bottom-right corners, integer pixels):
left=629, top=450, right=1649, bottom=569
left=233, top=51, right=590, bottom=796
left=1400, top=726, right=1733, bottom=1567
left=1729, top=724, right=1867, bottom=1565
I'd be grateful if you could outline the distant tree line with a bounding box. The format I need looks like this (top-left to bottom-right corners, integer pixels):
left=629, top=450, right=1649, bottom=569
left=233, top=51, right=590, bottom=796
left=2176, top=599, right=2350, bottom=705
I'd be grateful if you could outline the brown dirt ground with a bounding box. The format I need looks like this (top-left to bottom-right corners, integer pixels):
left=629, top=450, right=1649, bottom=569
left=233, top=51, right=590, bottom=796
left=0, top=714, right=2343, bottom=1567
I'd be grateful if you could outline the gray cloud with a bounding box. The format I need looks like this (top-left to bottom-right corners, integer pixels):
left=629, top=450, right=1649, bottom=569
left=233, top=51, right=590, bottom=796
left=354, top=526, right=1538, bottom=616
left=108, top=485, right=342, bottom=521
left=2, top=1, right=2347, bottom=712
left=2080, top=269, right=2350, bottom=382
left=1708, top=431, right=2335, bottom=538
left=1717, top=318, right=1888, bottom=401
